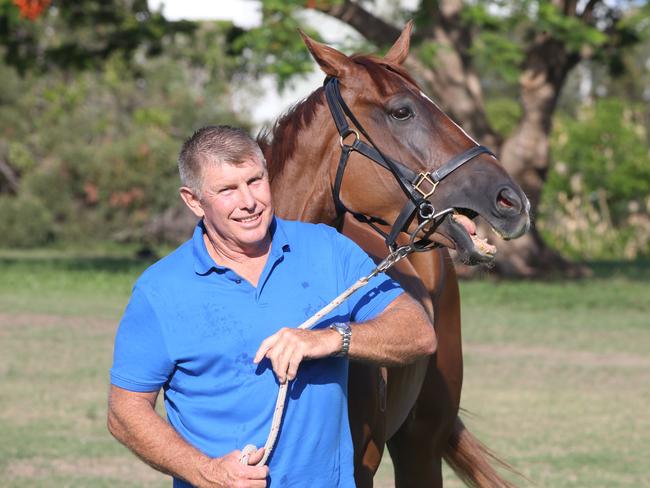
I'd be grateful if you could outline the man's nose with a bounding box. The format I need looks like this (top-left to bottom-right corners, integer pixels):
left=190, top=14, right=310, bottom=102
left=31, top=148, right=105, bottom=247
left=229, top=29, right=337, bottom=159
left=238, top=185, right=256, bottom=210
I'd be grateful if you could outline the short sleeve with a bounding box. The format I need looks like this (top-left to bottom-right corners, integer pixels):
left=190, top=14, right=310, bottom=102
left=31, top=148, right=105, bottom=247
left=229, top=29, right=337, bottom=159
left=328, top=227, right=403, bottom=323
left=110, top=286, right=175, bottom=392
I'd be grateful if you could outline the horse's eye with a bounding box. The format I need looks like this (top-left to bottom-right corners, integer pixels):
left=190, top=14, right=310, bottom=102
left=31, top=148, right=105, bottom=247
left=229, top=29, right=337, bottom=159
left=391, top=107, right=413, bottom=121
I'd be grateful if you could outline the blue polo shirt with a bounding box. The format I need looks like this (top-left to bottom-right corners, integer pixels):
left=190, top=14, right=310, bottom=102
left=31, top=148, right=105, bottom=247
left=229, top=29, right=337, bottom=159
left=110, top=217, right=402, bottom=487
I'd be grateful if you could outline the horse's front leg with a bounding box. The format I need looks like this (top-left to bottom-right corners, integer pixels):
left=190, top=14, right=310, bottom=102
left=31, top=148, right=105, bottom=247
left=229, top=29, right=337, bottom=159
left=348, top=362, right=388, bottom=488
left=387, top=249, right=463, bottom=488
left=386, top=355, right=455, bottom=488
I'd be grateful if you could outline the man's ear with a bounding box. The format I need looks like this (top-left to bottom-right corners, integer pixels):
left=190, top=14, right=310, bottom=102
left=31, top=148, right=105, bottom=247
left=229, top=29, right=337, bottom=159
left=299, top=29, right=354, bottom=78
left=179, top=187, right=205, bottom=219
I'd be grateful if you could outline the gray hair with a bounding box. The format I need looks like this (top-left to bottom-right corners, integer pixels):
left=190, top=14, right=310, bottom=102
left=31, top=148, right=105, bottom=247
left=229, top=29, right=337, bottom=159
left=178, top=125, right=265, bottom=197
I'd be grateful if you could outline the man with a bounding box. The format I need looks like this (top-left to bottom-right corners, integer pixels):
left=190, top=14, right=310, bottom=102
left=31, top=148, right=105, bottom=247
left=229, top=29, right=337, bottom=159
left=108, top=125, right=436, bottom=487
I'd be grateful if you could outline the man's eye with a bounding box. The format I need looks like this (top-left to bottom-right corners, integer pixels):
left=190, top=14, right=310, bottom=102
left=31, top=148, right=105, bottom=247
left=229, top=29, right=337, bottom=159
left=391, top=107, right=413, bottom=120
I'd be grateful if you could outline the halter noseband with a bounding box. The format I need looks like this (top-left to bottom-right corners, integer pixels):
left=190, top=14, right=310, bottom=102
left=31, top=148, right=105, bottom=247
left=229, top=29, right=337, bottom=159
left=324, top=77, right=494, bottom=250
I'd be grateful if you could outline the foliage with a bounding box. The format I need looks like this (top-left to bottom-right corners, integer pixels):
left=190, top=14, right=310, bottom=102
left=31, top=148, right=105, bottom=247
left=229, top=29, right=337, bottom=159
left=228, top=0, right=321, bottom=89
left=0, top=23, right=248, bottom=248
left=539, top=98, right=650, bottom=259
left=0, top=193, right=53, bottom=246
left=459, top=2, right=524, bottom=83
left=0, top=0, right=196, bottom=74
left=484, top=97, right=521, bottom=137
left=539, top=189, right=650, bottom=260
left=550, top=99, right=650, bottom=209
left=1, top=0, right=648, bottom=265
left=238, top=1, right=644, bottom=92
left=534, top=1, right=608, bottom=52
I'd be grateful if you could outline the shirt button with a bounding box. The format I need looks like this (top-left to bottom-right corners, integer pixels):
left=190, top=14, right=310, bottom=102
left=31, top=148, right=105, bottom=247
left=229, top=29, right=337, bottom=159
left=235, top=279, right=241, bottom=284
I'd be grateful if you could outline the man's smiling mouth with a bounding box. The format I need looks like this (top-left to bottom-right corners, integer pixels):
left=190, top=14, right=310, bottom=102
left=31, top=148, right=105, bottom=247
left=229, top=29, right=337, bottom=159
left=234, top=213, right=262, bottom=224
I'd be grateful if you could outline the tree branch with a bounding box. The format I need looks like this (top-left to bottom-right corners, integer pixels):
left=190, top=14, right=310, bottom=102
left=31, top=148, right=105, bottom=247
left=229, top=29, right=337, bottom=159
left=552, top=0, right=578, bottom=16
left=0, top=156, right=20, bottom=194
left=436, top=0, right=473, bottom=65
left=307, top=0, right=401, bottom=46
left=580, top=0, right=602, bottom=22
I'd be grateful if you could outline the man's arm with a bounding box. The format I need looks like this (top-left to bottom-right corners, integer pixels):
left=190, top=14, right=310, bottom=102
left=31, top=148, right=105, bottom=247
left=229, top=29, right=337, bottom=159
left=107, top=385, right=268, bottom=488
left=347, top=292, right=436, bottom=363
left=254, top=293, right=436, bottom=383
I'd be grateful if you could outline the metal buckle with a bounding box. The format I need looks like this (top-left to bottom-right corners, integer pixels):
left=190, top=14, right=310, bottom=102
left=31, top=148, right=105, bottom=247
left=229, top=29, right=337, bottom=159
left=412, top=172, right=438, bottom=199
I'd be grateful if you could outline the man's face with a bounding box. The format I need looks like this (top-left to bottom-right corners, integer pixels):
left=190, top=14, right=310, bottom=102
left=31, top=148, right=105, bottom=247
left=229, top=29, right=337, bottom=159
left=196, top=157, right=274, bottom=254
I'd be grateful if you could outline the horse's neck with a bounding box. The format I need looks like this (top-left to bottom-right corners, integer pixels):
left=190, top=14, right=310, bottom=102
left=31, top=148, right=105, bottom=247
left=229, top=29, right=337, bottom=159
left=270, top=118, right=339, bottom=225
left=339, top=214, right=443, bottom=315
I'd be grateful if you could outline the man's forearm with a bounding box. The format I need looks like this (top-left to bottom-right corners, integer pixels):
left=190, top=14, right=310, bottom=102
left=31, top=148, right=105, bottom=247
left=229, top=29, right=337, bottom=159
left=254, top=293, right=435, bottom=383
left=107, top=386, right=208, bottom=486
left=347, top=293, right=436, bottom=365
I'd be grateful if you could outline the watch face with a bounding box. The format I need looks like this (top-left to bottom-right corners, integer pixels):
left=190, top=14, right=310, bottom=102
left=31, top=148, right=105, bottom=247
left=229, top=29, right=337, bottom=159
left=332, top=322, right=351, bottom=333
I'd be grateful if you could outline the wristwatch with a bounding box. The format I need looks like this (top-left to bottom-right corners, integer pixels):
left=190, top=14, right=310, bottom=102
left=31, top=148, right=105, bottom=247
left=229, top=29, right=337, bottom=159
left=330, top=322, right=352, bottom=357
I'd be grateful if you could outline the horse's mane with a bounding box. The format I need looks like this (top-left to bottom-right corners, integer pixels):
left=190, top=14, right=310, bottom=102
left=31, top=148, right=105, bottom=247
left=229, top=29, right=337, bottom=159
left=257, top=86, right=326, bottom=182
left=257, top=54, right=421, bottom=181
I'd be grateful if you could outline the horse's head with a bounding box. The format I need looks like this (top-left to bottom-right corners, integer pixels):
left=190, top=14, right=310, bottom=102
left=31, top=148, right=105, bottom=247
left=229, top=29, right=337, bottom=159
left=299, top=23, right=530, bottom=265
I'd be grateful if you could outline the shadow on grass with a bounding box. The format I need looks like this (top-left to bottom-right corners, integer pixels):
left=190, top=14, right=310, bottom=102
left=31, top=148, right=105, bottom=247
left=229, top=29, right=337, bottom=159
left=0, top=255, right=157, bottom=275
left=585, top=259, right=650, bottom=281
left=2, top=248, right=649, bottom=282
left=462, top=258, right=650, bottom=283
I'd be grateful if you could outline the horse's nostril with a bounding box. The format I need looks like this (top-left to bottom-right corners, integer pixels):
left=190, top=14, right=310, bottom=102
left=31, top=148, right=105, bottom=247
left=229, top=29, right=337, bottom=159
left=497, top=188, right=521, bottom=212
left=498, top=194, right=513, bottom=208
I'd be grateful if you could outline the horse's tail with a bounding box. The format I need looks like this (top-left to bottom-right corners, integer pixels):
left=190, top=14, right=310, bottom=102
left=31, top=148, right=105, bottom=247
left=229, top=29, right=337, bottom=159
left=443, top=416, right=521, bottom=488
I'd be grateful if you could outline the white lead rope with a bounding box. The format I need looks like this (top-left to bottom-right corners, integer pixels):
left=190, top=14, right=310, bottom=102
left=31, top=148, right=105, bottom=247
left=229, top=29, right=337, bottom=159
left=238, top=244, right=414, bottom=466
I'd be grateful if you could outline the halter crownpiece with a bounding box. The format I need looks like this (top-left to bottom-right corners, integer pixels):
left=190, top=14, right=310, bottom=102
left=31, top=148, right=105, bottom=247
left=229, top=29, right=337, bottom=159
left=324, top=77, right=495, bottom=250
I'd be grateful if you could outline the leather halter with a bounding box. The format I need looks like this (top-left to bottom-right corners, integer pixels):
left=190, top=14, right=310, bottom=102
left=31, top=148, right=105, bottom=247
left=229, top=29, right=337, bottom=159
left=324, top=77, right=494, bottom=250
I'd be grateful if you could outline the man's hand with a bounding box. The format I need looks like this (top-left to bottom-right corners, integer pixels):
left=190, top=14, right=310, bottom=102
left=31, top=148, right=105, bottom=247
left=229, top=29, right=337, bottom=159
left=196, top=448, right=268, bottom=488
left=254, top=328, right=340, bottom=383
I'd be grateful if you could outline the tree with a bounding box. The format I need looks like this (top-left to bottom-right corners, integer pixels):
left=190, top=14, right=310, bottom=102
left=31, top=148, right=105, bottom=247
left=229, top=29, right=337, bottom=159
left=234, top=0, right=650, bottom=276
left=0, top=0, right=195, bottom=73
left=0, top=1, right=250, bottom=248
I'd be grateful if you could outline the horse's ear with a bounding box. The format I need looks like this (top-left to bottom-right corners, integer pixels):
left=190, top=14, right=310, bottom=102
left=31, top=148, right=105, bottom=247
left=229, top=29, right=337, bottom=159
left=299, top=29, right=354, bottom=78
left=384, top=20, right=413, bottom=65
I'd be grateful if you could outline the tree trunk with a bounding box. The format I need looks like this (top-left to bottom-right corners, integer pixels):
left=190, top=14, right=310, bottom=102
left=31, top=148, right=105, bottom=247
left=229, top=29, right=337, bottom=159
left=0, top=142, right=20, bottom=195
left=487, top=34, right=587, bottom=277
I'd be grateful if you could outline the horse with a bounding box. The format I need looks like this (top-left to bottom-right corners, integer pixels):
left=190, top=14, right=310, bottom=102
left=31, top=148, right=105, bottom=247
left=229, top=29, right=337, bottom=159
left=258, top=22, right=530, bottom=488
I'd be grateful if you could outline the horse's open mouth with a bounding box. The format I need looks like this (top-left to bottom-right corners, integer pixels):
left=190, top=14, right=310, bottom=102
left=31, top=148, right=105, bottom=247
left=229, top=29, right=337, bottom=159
left=443, top=209, right=497, bottom=264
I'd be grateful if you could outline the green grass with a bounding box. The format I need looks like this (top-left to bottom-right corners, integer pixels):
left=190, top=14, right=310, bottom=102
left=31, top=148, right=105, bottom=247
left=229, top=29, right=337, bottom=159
left=378, top=262, right=649, bottom=487
left=0, top=251, right=156, bottom=317
left=1, top=253, right=648, bottom=487
left=0, top=251, right=164, bottom=486
left=447, top=264, right=650, bottom=487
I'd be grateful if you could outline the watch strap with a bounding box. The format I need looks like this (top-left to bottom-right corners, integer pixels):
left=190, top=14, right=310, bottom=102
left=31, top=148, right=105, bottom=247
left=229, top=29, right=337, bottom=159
left=330, top=322, right=351, bottom=357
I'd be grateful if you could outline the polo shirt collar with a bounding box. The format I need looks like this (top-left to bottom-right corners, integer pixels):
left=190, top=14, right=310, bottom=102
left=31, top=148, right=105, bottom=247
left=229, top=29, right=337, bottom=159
left=192, top=217, right=290, bottom=276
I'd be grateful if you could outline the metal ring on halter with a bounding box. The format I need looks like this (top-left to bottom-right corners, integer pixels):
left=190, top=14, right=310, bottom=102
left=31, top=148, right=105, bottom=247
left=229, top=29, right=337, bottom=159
left=408, top=207, right=456, bottom=252
left=418, top=201, right=435, bottom=220
left=339, top=129, right=360, bottom=148
left=409, top=220, right=438, bottom=252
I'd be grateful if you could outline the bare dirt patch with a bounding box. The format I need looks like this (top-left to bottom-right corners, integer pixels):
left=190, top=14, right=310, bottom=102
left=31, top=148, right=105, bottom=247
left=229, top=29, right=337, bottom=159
left=464, top=342, right=650, bottom=368
left=0, top=312, right=114, bottom=331
left=5, top=456, right=166, bottom=483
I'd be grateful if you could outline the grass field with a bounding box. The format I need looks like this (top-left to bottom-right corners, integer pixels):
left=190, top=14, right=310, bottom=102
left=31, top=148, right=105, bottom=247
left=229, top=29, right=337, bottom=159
left=1, top=251, right=648, bottom=487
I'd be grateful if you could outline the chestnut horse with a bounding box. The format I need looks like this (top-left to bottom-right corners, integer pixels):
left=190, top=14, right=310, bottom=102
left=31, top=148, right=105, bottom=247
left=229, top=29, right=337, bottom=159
left=259, top=24, right=530, bottom=487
